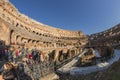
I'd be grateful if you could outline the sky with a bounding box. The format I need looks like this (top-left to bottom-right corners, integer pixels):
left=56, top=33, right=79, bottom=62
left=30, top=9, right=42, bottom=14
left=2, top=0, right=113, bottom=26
left=10, top=0, right=120, bottom=35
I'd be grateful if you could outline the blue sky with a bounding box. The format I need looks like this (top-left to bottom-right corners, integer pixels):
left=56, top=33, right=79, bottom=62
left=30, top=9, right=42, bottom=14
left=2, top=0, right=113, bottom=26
left=10, top=0, right=120, bottom=35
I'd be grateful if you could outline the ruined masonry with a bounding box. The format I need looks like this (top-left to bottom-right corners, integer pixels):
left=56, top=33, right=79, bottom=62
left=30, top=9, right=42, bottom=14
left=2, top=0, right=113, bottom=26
left=0, top=0, right=88, bottom=62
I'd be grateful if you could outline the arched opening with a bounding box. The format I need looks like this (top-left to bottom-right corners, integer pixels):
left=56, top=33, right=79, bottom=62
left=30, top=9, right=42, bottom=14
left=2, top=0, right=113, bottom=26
left=71, top=50, right=75, bottom=57
left=32, top=40, right=36, bottom=44
left=48, top=50, right=55, bottom=61
left=16, top=35, right=21, bottom=44
left=58, top=50, right=63, bottom=62
left=28, top=39, right=32, bottom=43
left=10, top=30, right=14, bottom=44
left=33, top=31, right=35, bottom=33
left=36, top=32, right=39, bottom=35
left=16, top=23, right=19, bottom=27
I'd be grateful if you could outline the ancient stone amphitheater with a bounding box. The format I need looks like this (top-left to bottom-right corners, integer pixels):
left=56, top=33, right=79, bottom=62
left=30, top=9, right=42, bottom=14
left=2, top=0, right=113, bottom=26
left=0, top=0, right=120, bottom=80
left=0, top=0, right=87, bottom=58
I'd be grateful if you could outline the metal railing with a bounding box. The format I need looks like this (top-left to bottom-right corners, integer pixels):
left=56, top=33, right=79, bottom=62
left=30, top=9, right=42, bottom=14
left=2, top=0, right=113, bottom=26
left=23, top=61, right=54, bottom=80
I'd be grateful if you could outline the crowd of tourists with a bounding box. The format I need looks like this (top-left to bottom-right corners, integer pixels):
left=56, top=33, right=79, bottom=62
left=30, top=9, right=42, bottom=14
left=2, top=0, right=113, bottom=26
left=0, top=46, right=42, bottom=64
left=0, top=42, right=51, bottom=80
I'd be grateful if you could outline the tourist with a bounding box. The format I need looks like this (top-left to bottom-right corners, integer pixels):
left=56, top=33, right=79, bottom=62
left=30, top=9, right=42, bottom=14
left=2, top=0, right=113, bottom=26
left=21, top=46, right=25, bottom=55
left=28, top=52, right=34, bottom=64
left=17, top=60, right=32, bottom=80
left=15, top=48, right=19, bottom=58
left=21, top=46, right=25, bottom=59
left=25, top=48, right=29, bottom=58
left=0, top=49, right=3, bottom=60
left=12, top=50, right=16, bottom=63
left=6, top=49, right=12, bottom=62
left=28, top=53, right=32, bottom=59
left=2, top=62, right=17, bottom=80
left=2, top=48, right=6, bottom=61
left=15, top=47, right=21, bottom=61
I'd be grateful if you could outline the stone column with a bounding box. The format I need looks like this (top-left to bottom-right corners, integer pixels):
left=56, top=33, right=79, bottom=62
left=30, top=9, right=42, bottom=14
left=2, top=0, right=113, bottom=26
left=53, top=50, right=59, bottom=62
left=68, top=49, right=72, bottom=58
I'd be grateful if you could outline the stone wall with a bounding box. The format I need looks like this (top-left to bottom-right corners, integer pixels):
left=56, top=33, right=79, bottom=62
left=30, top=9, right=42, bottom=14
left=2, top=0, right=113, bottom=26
left=89, top=24, right=120, bottom=47
left=0, top=0, right=88, bottom=61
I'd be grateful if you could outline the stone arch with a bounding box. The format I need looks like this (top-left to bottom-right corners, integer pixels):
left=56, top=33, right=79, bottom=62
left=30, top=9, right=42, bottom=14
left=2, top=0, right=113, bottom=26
left=20, top=24, right=24, bottom=28
left=36, top=40, right=39, bottom=43
left=32, top=40, right=36, bottom=44
left=43, top=41, right=47, bottom=47
left=38, top=41, right=44, bottom=47
left=71, top=50, right=76, bottom=57
left=46, top=42, right=49, bottom=47
left=39, top=33, right=42, bottom=36
left=16, top=35, right=22, bottom=44
left=49, top=42, right=53, bottom=47
left=10, top=29, right=14, bottom=44
left=36, top=32, right=39, bottom=35
left=16, top=23, right=19, bottom=27
left=33, top=31, right=35, bottom=33
left=62, top=49, right=69, bottom=60
left=58, top=50, right=63, bottom=62
left=24, top=26, right=28, bottom=30
left=21, top=37, right=27, bottom=44
left=10, top=30, right=19, bottom=44
left=28, top=39, right=32, bottom=43
left=67, top=49, right=72, bottom=58
left=48, top=50, right=55, bottom=61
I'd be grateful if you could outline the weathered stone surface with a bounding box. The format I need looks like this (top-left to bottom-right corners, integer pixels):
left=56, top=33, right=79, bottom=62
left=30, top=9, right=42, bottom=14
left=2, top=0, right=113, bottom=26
left=0, top=0, right=87, bottom=61
left=89, top=24, right=120, bottom=47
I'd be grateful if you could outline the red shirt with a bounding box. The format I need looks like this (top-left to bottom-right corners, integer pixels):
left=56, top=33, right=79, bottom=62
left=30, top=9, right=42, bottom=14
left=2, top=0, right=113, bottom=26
left=29, top=54, right=32, bottom=59
left=16, top=50, right=19, bottom=56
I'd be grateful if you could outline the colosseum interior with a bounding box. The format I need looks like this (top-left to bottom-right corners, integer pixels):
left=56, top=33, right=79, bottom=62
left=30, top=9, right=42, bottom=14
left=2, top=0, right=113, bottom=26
left=0, top=0, right=88, bottom=60
left=0, top=0, right=120, bottom=80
